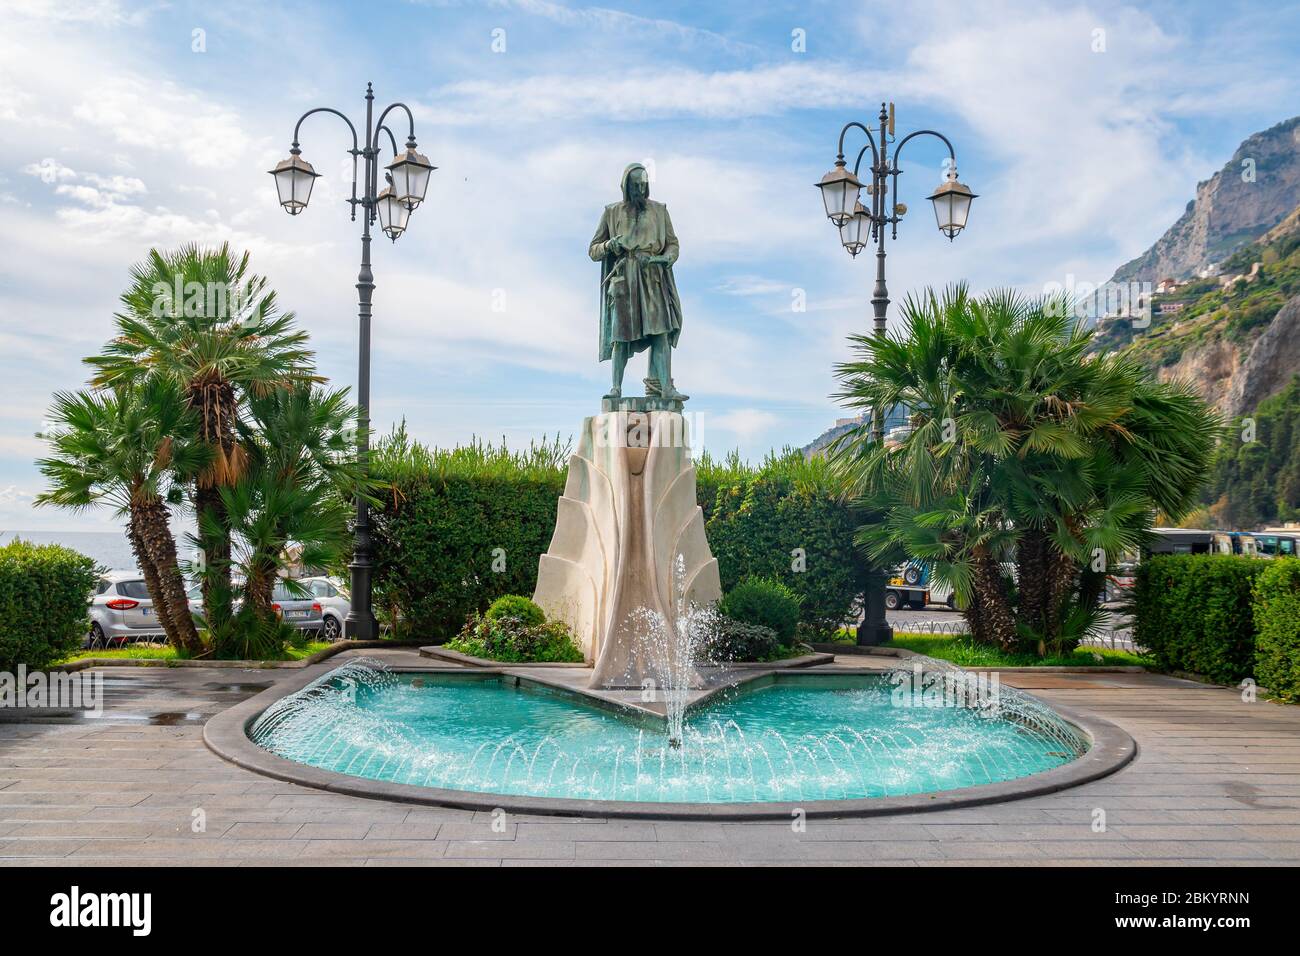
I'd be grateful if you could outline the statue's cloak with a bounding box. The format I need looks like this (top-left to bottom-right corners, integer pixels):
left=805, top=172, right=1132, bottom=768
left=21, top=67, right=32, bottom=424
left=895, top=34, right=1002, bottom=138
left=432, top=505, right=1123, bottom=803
left=590, top=163, right=683, bottom=362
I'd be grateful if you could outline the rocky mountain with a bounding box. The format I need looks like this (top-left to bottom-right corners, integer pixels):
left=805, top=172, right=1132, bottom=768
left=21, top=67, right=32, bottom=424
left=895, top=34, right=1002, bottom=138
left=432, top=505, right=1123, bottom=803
left=1109, top=116, right=1300, bottom=287
left=1091, top=116, right=1300, bottom=420
left=1093, top=204, right=1300, bottom=417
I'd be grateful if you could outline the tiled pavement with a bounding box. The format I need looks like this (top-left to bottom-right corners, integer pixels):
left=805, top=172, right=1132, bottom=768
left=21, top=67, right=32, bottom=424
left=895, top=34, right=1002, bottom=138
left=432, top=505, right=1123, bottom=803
left=1, top=650, right=1298, bottom=866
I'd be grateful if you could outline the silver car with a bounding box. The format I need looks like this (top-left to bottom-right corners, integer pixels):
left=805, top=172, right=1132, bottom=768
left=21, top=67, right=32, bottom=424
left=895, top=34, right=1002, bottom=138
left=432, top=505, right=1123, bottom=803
left=272, top=580, right=325, bottom=634
left=184, top=579, right=324, bottom=634
left=87, top=571, right=167, bottom=648
left=299, top=576, right=350, bottom=641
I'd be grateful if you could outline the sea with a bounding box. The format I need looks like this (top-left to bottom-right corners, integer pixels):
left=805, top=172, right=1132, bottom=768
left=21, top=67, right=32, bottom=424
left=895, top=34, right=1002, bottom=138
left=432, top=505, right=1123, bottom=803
left=1, top=529, right=144, bottom=573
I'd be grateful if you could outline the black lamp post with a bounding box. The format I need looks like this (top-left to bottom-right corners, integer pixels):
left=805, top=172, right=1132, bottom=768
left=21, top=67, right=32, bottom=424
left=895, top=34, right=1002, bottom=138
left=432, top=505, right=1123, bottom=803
left=270, top=82, right=435, bottom=640
left=817, top=102, right=975, bottom=645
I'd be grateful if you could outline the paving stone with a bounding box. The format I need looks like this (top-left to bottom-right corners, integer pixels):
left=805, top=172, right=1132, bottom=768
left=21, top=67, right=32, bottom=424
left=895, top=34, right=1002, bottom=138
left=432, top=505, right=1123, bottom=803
left=2, top=662, right=1299, bottom=866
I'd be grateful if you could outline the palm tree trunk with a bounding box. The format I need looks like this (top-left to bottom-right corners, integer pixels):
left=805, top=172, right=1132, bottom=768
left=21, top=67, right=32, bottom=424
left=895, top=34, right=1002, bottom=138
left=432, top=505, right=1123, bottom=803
left=137, top=499, right=205, bottom=656
left=970, top=547, right=1019, bottom=651
left=190, top=378, right=240, bottom=624
left=194, top=484, right=232, bottom=622
left=244, top=553, right=277, bottom=620
left=1045, top=544, right=1080, bottom=653
left=1016, top=528, right=1049, bottom=640
left=126, top=509, right=179, bottom=648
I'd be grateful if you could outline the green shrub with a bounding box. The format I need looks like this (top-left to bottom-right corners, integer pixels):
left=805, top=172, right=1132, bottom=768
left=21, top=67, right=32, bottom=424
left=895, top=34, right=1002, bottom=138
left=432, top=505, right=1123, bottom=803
left=1131, top=554, right=1264, bottom=683
left=1253, top=559, right=1300, bottom=701
left=701, top=615, right=779, bottom=662
left=370, top=430, right=865, bottom=643
left=447, top=613, right=584, bottom=663
left=369, top=427, right=568, bottom=640
left=208, top=604, right=298, bottom=660
left=701, top=450, right=865, bottom=637
left=485, top=594, right=545, bottom=627
left=0, top=540, right=97, bottom=671
left=719, top=576, right=802, bottom=644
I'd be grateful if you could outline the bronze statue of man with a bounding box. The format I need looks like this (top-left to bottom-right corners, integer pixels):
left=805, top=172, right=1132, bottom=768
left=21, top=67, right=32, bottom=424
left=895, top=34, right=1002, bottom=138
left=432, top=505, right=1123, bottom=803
left=589, top=163, right=687, bottom=404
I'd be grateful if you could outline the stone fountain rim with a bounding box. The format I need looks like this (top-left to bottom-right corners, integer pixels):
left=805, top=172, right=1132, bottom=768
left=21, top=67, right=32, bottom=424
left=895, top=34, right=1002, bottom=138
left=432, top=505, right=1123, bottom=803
left=203, top=660, right=1137, bottom=821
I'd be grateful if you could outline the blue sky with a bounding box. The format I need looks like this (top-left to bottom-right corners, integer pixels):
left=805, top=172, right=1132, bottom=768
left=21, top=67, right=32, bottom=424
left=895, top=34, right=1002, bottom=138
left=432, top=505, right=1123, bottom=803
left=2, top=0, right=1298, bottom=531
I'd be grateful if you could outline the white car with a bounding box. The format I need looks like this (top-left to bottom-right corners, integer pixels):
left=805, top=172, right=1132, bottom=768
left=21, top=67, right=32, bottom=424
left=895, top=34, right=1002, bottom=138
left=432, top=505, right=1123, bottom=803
left=87, top=571, right=167, bottom=647
left=298, top=576, right=350, bottom=641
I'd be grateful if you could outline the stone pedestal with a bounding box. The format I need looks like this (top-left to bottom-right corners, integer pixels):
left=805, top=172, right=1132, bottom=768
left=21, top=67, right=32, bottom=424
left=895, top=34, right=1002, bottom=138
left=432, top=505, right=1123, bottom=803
left=532, top=410, right=721, bottom=688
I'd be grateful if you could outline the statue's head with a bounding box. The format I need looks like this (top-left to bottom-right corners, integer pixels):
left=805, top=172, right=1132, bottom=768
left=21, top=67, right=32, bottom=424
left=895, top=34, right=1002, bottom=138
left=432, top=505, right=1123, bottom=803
left=621, top=163, right=649, bottom=210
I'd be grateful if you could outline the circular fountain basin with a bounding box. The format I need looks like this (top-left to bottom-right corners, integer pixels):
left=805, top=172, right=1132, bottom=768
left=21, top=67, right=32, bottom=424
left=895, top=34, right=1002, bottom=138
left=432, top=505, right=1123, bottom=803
left=210, top=660, right=1135, bottom=817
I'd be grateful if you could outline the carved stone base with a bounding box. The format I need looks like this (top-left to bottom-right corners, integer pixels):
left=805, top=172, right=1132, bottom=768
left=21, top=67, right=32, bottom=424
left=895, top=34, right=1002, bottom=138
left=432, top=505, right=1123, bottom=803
left=600, top=394, right=686, bottom=414
left=532, top=410, right=721, bottom=689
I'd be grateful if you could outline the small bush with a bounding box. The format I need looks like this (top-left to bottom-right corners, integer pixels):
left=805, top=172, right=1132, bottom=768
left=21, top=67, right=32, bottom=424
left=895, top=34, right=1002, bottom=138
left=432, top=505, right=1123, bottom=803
left=1253, top=559, right=1300, bottom=701
left=1131, top=554, right=1263, bottom=683
left=447, top=613, right=583, bottom=663
left=701, top=615, right=780, bottom=663
left=719, top=577, right=802, bottom=645
left=209, top=605, right=297, bottom=660
left=484, top=594, right=545, bottom=628
left=0, top=540, right=97, bottom=671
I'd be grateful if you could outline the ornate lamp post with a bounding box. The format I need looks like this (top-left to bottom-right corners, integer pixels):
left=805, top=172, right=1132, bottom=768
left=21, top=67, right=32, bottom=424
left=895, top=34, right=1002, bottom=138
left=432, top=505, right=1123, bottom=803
left=817, top=102, right=975, bottom=645
left=270, top=82, right=435, bottom=640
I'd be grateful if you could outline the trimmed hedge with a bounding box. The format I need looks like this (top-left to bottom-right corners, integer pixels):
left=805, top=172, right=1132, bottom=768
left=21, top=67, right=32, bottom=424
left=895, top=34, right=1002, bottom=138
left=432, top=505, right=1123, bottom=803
left=1132, top=554, right=1265, bottom=684
left=369, top=430, right=567, bottom=640
left=370, top=431, right=865, bottom=641
left=1254, top=559, right=1300, bottom=701
left=701, top=450, right=866, bottom=638
left=0, top=539, right=98, bottom=671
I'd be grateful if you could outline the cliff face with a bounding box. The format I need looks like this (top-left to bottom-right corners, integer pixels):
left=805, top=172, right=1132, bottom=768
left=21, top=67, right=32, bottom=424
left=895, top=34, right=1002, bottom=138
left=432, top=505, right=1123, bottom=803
left=1109, top=116, right=1300, bottom=286
left=1229, top=294, right=1300, bottom=416
left=1091, top=117, right=1300, bottom=420
left=1150, top=294, right=1300, bottom=418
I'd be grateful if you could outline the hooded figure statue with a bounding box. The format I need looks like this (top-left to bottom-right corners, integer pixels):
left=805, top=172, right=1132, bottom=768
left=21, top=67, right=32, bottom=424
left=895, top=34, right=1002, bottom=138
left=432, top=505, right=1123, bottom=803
left=589, top=162, right=687, bottom=404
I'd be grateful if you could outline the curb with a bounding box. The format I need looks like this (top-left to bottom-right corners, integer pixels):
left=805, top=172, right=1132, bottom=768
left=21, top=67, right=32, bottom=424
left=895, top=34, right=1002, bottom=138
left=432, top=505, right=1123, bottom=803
left=53, top=639, right=430, bottom=672
left=203, top=658, right=1138, bottom=821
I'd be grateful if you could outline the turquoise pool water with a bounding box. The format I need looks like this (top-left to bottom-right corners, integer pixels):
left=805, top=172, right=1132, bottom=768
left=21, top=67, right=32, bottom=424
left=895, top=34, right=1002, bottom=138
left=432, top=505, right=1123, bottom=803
left=250, top=664, right=1086, bottom=804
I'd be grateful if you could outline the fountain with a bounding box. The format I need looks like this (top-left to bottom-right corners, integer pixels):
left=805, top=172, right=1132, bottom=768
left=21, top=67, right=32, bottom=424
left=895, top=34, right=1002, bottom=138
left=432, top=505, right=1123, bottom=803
left=248, top=651, right=1092, bottom=806
left=232, top=163, right=1124, bottom=816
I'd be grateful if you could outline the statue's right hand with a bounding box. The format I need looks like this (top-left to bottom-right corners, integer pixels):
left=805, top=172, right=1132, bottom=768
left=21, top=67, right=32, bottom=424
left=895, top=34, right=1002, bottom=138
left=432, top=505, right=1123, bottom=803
left=606, top=235, right=624, bottom=255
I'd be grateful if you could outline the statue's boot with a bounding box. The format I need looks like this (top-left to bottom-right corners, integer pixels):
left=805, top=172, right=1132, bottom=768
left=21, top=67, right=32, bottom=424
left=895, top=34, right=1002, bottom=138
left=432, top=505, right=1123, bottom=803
left=660, top=379, right=689, bottom=403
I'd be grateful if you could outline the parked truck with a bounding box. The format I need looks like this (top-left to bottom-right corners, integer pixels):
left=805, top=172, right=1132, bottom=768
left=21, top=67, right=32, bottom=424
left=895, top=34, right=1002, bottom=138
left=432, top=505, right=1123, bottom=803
left=883, top=562, right=956, bottom=611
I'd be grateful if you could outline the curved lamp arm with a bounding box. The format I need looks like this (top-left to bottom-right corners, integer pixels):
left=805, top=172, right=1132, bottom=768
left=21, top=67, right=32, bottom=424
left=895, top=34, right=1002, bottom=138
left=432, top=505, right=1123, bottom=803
left=291, top=106, right=360, bottom=153
left=891, top=128, right=956, bottom=171
left=838, top=122, right=882, bottom=235
left=367, top=125, right=402, bottom=224
left=291, top=106, right=362, bottom=218
left=374, top=102, right=417, bottom=148
left=376, top=125, right=399, bottom=156
left=837, top=120, right=879, bottom=170
left=888, top=129, right=958, bottom=237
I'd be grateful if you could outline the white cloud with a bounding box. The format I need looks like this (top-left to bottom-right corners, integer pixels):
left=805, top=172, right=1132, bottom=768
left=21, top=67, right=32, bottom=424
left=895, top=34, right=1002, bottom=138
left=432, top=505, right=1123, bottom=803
left=2, top=0, right=1297, bottom=527
left=5, top=0, right=146, bottom=25
left=708, top=408, right=782, bottom=444
left=426, top=62, right=873, bottom=125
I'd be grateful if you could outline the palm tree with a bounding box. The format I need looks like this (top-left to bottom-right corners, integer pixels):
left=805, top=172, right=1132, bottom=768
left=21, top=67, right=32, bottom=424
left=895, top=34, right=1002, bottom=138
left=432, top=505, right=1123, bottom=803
left=35, top=380, right=209, bottom=655
left=83, top=244, right=319, bottom=624
left=832, top=285, right=1219, bottom=654
left=203, top=384, right=370, bottom=657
